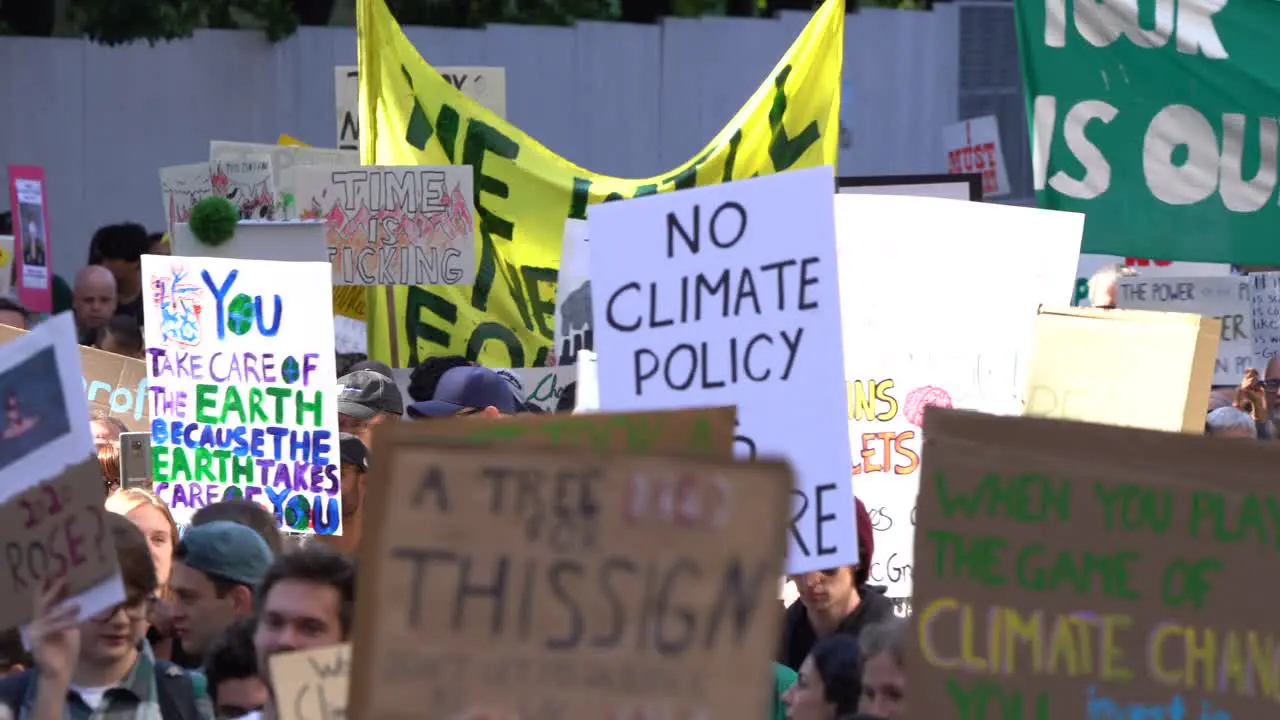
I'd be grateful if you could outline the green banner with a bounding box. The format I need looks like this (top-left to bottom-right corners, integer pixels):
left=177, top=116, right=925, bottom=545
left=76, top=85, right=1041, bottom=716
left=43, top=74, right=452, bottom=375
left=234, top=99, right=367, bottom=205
left=1015, top=0, right=1280, bottom=264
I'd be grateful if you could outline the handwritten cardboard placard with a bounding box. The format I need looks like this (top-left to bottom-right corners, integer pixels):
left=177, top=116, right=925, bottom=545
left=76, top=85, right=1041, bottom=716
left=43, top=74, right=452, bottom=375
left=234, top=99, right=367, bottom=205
left=1117, top=276, right=1253, bottom=385
left=141, top=256, right=342, bottom=534
left=270, top=644, right=349, bottom=720
left=0, top=458, right=119, bottom=632
left=589, top=167, right=854, bottom=574
left=0, top=313, right=123, bottom=628
left=293, top=165, right=476, bottom=286
left=1022, top=306, right=1219, bottom=433
left=0, top=325, right=149, bottom=431
left=375, top=406, right=735, bottom=459
left=351, top=443, right=792, bottom=719
left=911, top=407, right=1280, bottom=720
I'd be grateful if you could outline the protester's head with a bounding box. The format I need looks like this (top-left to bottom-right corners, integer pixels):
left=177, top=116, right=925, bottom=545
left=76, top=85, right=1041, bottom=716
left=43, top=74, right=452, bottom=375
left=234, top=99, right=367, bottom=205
left=339, top=432, right=369, bottom=519
left=783, top=634, right=863, bottom=720
left=406, top=355, right=471, bottom=402
left=91, top=222, right=150, bottom=287
left=1086, top=263, right=1137, bottom=309
left=789, top=498, right=873, bottom=615
left=205, top=617, right=267, bottom=719
left=98, top=314, right=144, bottom=359
left=191, top=498, right=284, bottom=556
left=254, top=547, right=356, bottom=688
left=337, top=369, right=404, bottom=446
left=89, top=410, right=128, bottom=449
left=171, top=521, right=274, bottom=658
left=98, top=441, right=121, bottom=495
left=147, top=231, right=170, bottom=257
left=80, top=514, right=158, bottom=667
left=72, top=265, right=118, bottom=333
left=105, top=487, right=178, bottom=588
left=1205, top=406, right=1256, bottom=439
left=859, top=619, right=907, bottom=720
left=405, top=364, right=527, bottom=419
left=334, top=352, right=367, bottom=378
left=556, top=381, right=577, bottom=414
left=349, top=359, right=395, bottom=379
left=0, top=297, right=29, bottom=330
left=1264, top=357, right=1280, bottom=413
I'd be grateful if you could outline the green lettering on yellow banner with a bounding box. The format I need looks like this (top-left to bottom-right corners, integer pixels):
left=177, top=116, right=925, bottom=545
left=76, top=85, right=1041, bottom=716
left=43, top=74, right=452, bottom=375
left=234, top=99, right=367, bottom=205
left=357, top=0, right=843, bottom=366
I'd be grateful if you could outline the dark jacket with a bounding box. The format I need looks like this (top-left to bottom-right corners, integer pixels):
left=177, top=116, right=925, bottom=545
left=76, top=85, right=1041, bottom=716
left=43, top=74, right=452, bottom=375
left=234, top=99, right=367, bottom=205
left=777, top=584, right=896, bottom=671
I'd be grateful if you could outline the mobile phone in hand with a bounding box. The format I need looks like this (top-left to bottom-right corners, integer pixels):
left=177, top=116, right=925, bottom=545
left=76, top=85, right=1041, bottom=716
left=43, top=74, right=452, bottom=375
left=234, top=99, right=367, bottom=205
left=119, top=432, right=152, bottom=490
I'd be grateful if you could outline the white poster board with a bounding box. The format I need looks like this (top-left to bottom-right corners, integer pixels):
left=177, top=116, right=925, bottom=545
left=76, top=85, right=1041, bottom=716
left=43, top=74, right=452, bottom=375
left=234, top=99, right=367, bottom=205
left=1253, top=272, right=1280, bottom=364
left=942, top=115, right=1010, bottom=198
left=555, top=219, right=591, bottom=365
left=1074, top=254, right=1232, bottom=307
left=589, top=166, right=856, bottom=574
left=141, top=256, right=342, bottom=535
left=171, top=221, right=329, bottom=264
left=1117, top=276, right=1253, bottom=385
left=834, top=194, right=1084, bottom=598
left=335, top=65, right=507, bottom=153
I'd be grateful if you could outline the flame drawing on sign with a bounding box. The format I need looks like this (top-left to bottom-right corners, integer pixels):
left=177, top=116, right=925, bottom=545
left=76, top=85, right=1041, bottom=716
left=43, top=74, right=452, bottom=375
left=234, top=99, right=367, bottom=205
left=304, top=181, right=473, bottom=278
left=151, top=267, right=205, bottom=347
left=211, top=163, right=275, bottom=220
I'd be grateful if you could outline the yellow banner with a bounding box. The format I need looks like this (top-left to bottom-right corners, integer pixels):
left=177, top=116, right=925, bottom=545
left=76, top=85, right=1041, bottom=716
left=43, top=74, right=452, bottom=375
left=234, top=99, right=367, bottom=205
left=358, top=0, right=843, bottom=367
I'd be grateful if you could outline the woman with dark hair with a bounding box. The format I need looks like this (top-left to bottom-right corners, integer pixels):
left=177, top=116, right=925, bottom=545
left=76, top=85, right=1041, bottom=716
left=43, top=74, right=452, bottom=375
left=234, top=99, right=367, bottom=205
left=782, top=634, right=863, bottom=720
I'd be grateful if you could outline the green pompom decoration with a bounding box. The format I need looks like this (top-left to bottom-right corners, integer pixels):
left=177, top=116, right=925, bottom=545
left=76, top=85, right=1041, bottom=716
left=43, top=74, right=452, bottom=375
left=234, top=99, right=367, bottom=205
left=187, top=196, right=240, bottom=247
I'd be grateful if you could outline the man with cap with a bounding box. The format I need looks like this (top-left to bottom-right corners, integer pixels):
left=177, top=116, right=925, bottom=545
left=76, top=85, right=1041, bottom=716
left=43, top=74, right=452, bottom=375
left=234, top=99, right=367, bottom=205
left=310, top=433, right=370, bottom=556
left=337, top=369, right=404, bottom=448
left=169, top=521, right=274, bottom=666
left=406, top=365, right=529, bottom=419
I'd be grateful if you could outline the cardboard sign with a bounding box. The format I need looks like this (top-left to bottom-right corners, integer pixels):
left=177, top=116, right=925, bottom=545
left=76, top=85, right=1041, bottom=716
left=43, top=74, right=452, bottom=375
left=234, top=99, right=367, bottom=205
left=0, top=313, right=123, bottom=627
left=589, top=167, right=854, bottom=574
left=269, top=644, right=349, bottom=720
left=911, top=407, right=1279, bottom=720
left=942, top=115, right=1010, bottom=197
left=141, top=256, right=341, bottom=534
left=8, top=166, right=52, bottom=313
left=374, top=406, right=734, bottom=460
left=1116, top=276, right=1253, bottom=385
left=0, top=459, right=120, bottom=632
left=1022, top=306, right=1220, bottom=433
left=351, top=443, right=793, bottom=719
left=293, top=165, right=477, bottom=286
left=335, top=65, right=507, bottom=152
left=0, top=326, right=148, bottom=432
left=1252, top=272, right=1280, bottom=364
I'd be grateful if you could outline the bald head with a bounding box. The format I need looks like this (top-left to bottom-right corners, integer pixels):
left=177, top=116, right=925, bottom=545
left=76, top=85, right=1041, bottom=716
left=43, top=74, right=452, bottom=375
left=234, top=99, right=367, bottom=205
left=73, top=265, right=117, bottom=333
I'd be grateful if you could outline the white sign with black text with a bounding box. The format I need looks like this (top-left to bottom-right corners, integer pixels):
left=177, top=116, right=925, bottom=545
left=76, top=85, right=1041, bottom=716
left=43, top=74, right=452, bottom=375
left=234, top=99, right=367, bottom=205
left=1116, top=276, right=1253, bottom=385
left=588, top=167, right=855, bottom=574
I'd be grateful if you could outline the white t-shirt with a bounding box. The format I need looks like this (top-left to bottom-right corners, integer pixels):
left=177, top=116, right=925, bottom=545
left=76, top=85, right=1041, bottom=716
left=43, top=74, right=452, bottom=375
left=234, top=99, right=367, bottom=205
left=237, top=712, right=263, bottom=720
left=69, top=685, right=110, bottom=711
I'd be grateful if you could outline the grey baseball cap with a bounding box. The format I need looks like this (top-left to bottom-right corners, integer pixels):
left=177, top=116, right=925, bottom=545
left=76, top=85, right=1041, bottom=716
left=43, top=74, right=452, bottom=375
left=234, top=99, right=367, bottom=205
left=176, top=521, right=274, bottom=587
left=337, top=369, right=404, bottom=419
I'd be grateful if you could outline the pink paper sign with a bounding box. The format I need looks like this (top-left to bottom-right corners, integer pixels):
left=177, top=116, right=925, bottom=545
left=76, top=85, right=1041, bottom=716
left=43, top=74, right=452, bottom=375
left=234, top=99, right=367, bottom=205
left=8, top=166, right=52, bottom=313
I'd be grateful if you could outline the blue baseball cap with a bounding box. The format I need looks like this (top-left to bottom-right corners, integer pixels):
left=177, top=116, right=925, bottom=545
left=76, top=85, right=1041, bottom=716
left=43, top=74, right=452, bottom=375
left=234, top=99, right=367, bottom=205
left=406, top=365, right=526, bottom=418
left=176, top=521, right=274, bottom=587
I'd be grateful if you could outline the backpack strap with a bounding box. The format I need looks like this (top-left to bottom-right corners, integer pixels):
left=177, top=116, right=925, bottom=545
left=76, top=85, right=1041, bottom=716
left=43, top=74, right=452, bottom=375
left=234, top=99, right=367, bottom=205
left=154, top=661, right=200, bottom=720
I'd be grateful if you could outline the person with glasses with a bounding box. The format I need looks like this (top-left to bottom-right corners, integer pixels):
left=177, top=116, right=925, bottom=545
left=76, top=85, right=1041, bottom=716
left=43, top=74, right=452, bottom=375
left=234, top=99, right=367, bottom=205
left=0, top=513, right=213, bottom=719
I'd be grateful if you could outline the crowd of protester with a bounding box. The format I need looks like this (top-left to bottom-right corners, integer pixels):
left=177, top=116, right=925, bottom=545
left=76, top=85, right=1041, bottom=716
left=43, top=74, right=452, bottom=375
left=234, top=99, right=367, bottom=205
left=30, top=227, right=1280, bottom=720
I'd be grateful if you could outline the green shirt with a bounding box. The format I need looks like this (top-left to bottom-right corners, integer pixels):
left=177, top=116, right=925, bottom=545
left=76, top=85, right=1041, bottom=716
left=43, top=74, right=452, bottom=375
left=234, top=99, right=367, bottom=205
left=773, top=662, right=797, bottom=720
